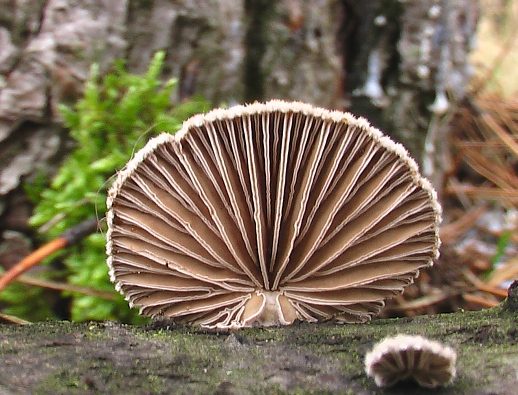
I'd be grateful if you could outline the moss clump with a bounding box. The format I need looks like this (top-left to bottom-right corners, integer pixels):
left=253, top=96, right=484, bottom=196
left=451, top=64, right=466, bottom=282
left=2, top=51, right=210, bottom=323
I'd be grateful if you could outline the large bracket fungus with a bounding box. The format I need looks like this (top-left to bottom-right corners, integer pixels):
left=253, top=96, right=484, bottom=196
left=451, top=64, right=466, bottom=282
left=106, top=100, right=441, bottom=329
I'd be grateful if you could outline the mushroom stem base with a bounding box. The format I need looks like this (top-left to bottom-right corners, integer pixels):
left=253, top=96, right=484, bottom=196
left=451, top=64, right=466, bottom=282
left=242, top=290, right=299, bottom=327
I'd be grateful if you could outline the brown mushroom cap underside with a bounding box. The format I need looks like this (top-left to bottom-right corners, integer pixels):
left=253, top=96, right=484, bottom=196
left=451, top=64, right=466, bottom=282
left=365, top=334, right=457, bottom=388
left=106, top=100, right=441, bottom=329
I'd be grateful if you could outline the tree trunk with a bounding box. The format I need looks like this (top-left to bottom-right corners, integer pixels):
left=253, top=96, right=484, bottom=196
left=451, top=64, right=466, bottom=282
left=0, top=303, right=517, bottom=394
left=343, top=0, right=479, bottom=191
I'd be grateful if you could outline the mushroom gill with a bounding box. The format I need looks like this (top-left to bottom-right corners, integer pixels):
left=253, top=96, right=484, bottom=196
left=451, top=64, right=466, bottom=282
left=365, top=334, right=457, bottom=388
left=106, top=100, right=441, bottom=329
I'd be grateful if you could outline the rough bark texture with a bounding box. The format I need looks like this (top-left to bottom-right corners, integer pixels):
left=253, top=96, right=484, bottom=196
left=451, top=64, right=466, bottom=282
left=0, top=305, right=517, bottom=394
left=343, top=0, right=479, bottom=189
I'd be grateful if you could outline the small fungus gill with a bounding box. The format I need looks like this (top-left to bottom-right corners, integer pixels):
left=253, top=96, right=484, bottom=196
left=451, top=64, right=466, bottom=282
left=106, top=100, right=441, bottom=329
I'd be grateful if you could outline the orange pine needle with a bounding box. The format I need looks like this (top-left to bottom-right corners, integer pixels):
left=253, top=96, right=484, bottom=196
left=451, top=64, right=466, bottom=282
left=0, top=313, right=31, bottom=325
left=463, top=293, right=501, bottom=308
left=478, top=283, right=508, bottom=299
left=0, top=218, right=98, bottom=293
left=0, top=237, right=68, bottom=292
left=462, top=269, right=509, bottom=298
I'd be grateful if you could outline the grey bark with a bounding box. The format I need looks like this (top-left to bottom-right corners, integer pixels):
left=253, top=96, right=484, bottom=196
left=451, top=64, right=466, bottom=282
left=343, top=0, right=478, bottom=191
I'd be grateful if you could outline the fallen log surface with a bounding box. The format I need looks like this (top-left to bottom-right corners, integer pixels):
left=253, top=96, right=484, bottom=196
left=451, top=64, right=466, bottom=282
left=0, top=305, right=517, bottom=394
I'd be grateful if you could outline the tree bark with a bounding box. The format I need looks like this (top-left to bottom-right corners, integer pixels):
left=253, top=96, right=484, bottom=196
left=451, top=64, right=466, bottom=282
left=0, top=304, right=516, bottom=394
left=343, top=0, right=479, bottom=191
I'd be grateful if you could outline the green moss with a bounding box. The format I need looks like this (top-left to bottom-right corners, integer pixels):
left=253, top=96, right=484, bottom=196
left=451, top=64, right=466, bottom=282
left=4, top=52, right=210, bottom=324
left=0, top=282, right=56, bottom=322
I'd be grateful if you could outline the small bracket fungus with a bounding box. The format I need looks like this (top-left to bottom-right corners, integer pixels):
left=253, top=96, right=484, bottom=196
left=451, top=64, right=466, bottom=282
left=365, top=334, right=457, bottom=388
left=106, top=100, right=441, bottom=329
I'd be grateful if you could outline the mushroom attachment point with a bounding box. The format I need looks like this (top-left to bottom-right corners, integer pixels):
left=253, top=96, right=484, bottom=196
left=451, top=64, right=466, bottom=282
left=365, top=334, right=457, bottom=388
left=106, top=100, right=441, bottom=329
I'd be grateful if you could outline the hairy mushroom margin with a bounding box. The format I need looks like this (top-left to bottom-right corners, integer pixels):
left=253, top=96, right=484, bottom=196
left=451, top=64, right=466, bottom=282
left=106, top=100, right=441, bottom=329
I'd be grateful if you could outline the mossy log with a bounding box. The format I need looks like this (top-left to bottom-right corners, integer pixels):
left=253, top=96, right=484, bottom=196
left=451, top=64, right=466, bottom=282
left=1, top=304, right=516, bottom=394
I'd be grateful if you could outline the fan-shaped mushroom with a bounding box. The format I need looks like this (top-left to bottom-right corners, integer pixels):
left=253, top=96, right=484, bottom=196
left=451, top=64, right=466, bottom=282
left=365, top=334, right=457, bottom=388
left=106, top=100, right=441, bottom=328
